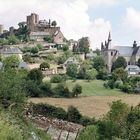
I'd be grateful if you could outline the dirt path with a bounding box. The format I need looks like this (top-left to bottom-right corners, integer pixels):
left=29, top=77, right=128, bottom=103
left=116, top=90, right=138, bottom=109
left=29, top=95, right=140, bottom=118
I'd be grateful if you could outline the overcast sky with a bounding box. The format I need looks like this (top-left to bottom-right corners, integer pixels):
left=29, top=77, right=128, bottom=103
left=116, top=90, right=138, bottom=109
left=0, top=0, right=140, bottom=49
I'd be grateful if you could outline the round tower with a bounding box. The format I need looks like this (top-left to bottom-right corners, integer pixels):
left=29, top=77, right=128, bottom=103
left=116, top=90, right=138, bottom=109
left=0, top=24, right=4, bottom=34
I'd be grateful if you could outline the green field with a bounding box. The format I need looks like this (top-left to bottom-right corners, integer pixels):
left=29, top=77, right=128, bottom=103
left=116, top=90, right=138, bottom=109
left=52, top=80, right=125, bottom=96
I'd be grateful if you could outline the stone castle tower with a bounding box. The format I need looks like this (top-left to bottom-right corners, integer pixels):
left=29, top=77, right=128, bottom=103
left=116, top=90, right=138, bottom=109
left=0, top=24, right=4, bottom=34
left=27, top=13, right=39, bottom=31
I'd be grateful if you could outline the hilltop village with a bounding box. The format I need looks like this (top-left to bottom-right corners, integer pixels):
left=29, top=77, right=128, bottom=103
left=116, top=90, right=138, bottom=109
left=0, top=13, right=140, bottom=140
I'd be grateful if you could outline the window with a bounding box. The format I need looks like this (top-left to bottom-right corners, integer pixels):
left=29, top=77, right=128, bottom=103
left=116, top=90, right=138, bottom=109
left=111, top=51, right=113, bottom=56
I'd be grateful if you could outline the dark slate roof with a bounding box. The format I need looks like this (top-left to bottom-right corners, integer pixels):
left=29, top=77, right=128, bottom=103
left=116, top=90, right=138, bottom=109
left=18, top=61, right=29, bottom=70
left=114, top=46, right=133, bottom=57
left=2, top=47, right=22, bottom=54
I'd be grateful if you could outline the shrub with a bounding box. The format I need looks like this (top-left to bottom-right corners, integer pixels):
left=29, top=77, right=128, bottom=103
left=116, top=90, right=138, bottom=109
left=39, top=82, right=52, bottom=97
left=52, top=107, right=67, bottom=120
left=50, top=74, right=63, bottom=83
left=85, top=68, right=97, bottom=81
left=67, top=106, right=82, bottom=123
left=97, top=68, right=108, bottom=80
left=31, top=47, right=39, bottom=54
left=104, top=80, right=115, bottom=89
left=25, top=81, right=41, bottom=97
left=53, top=83, right=71, bottom=98
left=114, top=79, right=123, bottom=89
left=66, top=64, right=78, bottom=79
left=46, top=54, right=55, bottom=61
left=80, top=116, right=96, bottom=126
left=121, top=84, right=133, bottom=93
left=40, top=62, right=50, bottom=70
left=72, top=84, right=82, bottom=97
left=27, top=68, right=43, bottom=84
left=77, top=125, right=99, bottom=140
left=31, top=103, right=67, bottom=120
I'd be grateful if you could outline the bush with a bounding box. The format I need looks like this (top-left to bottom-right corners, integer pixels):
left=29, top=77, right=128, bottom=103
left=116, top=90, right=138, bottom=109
left=97, top=68, right=108, bottom=80
left=67, top=106, right=82, bottom=123
left=114, top=79, right=123, bottom=89
left=50, top=74, right=63, bottom=83
left=40, top=62, right=50, bottom=70
left=104, top=80, right=115, bottom=89
left=39, top=82, right=52, bottom=97
left=25, top=81, right=41, bottom=97
left=53, top=83, right=71, bottom=98
left=72, top=84, right=82, bottom=97
left=85, top=68, right=97, bottom=81
left=80, top=116, right=96, bottom=126
left=77, top=125, right=99, bottom=140
left=45, top=54, right=55, bottom=61
left=27, top=68, right=43, bottom=84
left=31, top=103, right=67, bottom=120
left=121, top=83, right=133, bottom=93
left=31, top=47, right=39, bottom=54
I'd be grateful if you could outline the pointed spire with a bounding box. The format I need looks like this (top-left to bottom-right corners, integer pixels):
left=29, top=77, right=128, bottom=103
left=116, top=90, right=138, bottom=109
left=108, top=32, right=112, bottom=42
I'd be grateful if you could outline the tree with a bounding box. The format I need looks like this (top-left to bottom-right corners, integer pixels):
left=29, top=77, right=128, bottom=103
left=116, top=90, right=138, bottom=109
left=18, top=22, right=26, bottom=28
left=62, top=44, right=69, bottom=51
left=36, top=44, right=43, bottom=50
left=78, top=60, right=92, bottom=79
left=66, top=64, right=78, bottom=79
left=3, top=55, right=20, bottom=70
left=78, top=37, right=90, bottom=58
left=51, top=21, right=57, bottom=27
left=43, top=35, right=53, bottom=43
left=98, top=100, right=129, bottom=139
left=40, top=62, right=50, bottom=70
left=93, top=56, right=105, bottom=71
left=27, top=68, right=43, bottom=84
left=95, top=48, right=101, bottom=56
left=85, top=69, right=97, bottom=81
left=126, top=105, right=140, bottom=140
left=67, top=106, right=81, bottom=123
left=112, top=57, right=127, bottom=71
left=7, top=35, right=20, bottom=45
left=39, top=82, right=52, bottom=97
left=72, top=84, right=82, bottom=97
left=50, top=74, right=63, bottom=83
left=53, top=83, right=70, bottom=97
left=112, top=68, right=128, bottom=82
left=97, top=68, right=108, bottom=80
left=30, top=47, right=39, bottom=54
left=137, top=58, right=140, bottom=67
left=77, top=125, right=99, bottom=140
left=0, top=69, right=26, bottom=109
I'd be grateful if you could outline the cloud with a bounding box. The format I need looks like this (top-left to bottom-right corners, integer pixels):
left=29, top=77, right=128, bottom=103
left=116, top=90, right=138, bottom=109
left=86, top=0, right=118, bottom=7
left=120, top=7, right=140, bottom=44
left=0, top=0, right=112, bottom=49
left=124, top=7, right=140, bottom=31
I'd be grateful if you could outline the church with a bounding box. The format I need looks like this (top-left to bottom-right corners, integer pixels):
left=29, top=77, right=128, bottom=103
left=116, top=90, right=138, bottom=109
left=101, top=33, right=140, bottom=72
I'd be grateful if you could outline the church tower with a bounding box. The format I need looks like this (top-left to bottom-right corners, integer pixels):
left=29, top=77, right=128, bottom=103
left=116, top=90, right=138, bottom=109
left=101, top=32, right=118, bottom=72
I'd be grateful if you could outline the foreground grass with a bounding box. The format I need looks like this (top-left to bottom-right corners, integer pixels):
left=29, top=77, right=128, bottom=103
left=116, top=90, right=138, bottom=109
left=55, top=80, right=124, bottom=96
